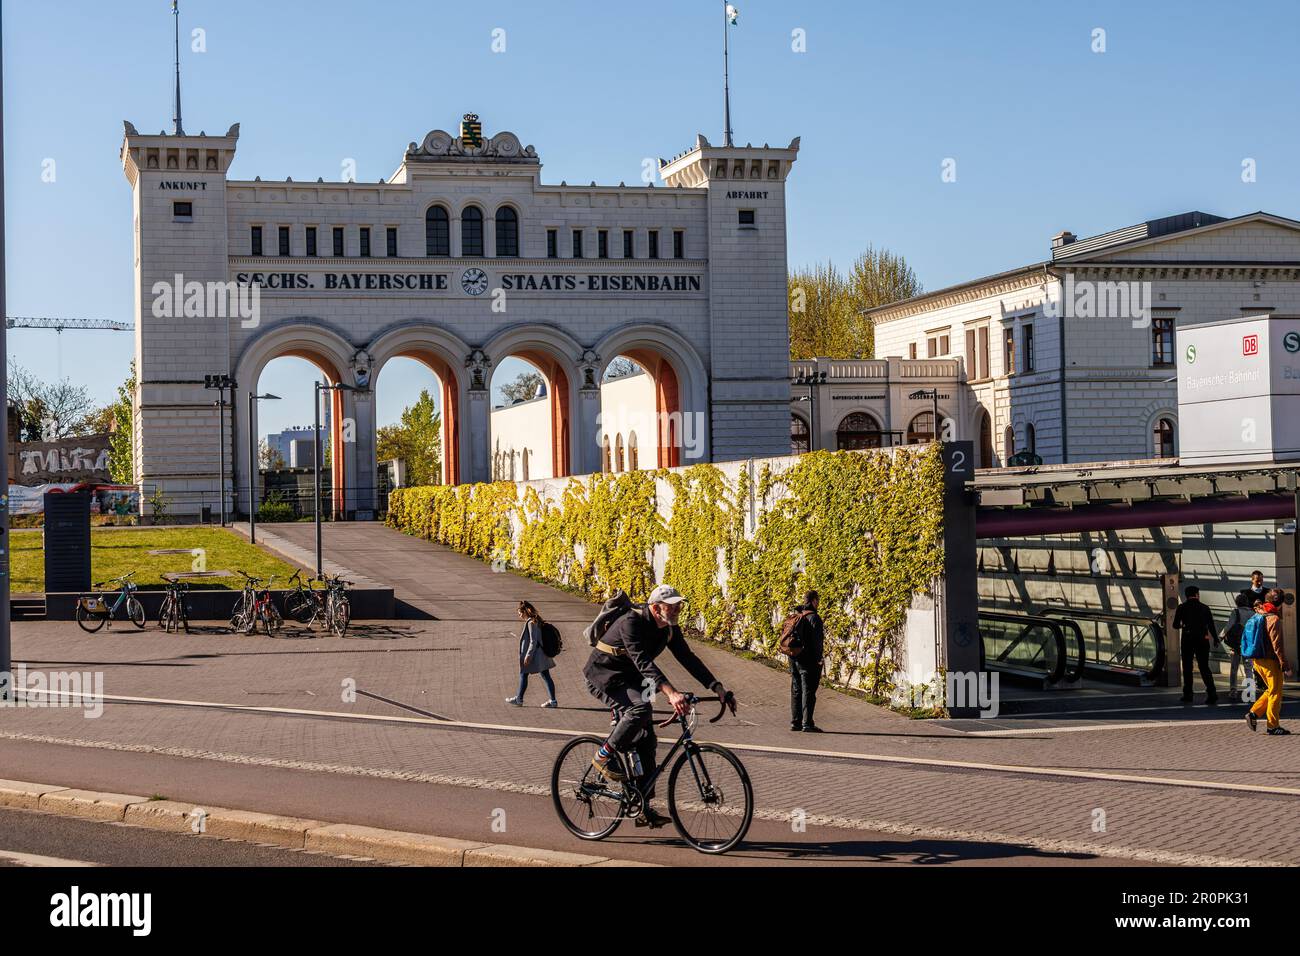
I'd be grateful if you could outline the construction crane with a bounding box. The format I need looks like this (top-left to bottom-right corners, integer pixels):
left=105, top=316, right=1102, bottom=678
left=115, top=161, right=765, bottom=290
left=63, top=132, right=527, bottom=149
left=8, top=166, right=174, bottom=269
left=5, top=316, right=134, bottom=381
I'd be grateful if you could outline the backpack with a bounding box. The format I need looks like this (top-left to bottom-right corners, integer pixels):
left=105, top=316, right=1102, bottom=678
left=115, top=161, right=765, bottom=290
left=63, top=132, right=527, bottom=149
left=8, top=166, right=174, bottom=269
left=778, top=610, right=813, bottom=659
left=1239, top=613, right=1269, bottom=660
left=1223, top=608, right=1249, bottom=650
left=585, top=590, right=634, bottom=647
left=539, top=621, right=563, bottom=658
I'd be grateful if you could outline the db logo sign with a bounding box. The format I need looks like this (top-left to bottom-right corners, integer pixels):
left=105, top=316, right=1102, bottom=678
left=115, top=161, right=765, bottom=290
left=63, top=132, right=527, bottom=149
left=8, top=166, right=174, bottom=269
left=1243, top=334, right=1260, bottom=356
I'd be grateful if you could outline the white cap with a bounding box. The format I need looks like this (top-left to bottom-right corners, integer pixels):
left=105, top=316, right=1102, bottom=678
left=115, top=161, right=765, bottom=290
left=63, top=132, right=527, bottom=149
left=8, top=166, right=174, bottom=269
left=648, top=584, right=687, bottom=605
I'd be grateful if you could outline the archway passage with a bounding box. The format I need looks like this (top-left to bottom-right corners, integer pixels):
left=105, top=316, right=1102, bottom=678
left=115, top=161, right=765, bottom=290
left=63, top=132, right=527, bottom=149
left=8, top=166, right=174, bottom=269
left=255, top=350, right=348, bottom=520
left=978, top=410, right=993, bottom=468
left=513, top=350, right=571, bottom=478
left=618, top=348, right=681, bottom=468
left=389, top=349, right=461, bottom=486
left=837, top=412, right=883, bottom=451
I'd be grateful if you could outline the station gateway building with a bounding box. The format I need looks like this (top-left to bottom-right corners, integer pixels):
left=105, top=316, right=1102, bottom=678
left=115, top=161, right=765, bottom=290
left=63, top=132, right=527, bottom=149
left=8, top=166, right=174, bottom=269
left=120, top=114, right=800, bottom=517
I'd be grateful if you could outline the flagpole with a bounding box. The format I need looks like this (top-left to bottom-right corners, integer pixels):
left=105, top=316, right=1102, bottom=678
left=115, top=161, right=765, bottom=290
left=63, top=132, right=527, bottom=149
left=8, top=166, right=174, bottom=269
left=172, top=1, right=184, bottom=136
left=723, top=1, right=733, bottom=147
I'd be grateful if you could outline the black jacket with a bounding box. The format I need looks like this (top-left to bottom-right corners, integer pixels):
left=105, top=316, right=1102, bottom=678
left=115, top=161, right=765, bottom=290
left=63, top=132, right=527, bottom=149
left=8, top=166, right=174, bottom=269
left=583, top=606, right=720, bottom=695
left=1172, top=600, right=1217, bottom=643
left=792, top=605, right=825, bottom=665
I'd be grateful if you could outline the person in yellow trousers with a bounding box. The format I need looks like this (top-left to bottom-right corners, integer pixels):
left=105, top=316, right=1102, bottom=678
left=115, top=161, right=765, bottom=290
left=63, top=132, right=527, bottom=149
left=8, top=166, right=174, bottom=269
left=1245, top=589, right=1291, bottom=735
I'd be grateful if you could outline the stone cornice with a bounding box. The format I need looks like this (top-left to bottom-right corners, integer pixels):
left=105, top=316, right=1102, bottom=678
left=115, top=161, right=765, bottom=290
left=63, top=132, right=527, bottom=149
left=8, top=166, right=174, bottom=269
left=1052, top=262, right=1300, bottom=281
left=870, top=266, right=1048, bottom=323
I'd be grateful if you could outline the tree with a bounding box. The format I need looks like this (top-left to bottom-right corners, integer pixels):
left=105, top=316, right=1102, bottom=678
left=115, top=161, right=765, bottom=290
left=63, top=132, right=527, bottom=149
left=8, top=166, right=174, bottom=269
left=788, top=245, right=922, bottom=360
left=603, top=356, right=643, bottom=380
left=259, top=439, right=286, bottom=470
left=499, top=370, right=543, bottom=405
left=105, top=361, right=136, bottom=483
left=7, top=361, right=99, bottom=440
left=376, top=389, right=442, bottom=487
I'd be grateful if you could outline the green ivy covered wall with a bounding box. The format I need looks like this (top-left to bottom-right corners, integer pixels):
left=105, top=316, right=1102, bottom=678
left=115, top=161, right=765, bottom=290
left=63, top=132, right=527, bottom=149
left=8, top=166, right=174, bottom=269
left=387, top=445, right=945, bottom=697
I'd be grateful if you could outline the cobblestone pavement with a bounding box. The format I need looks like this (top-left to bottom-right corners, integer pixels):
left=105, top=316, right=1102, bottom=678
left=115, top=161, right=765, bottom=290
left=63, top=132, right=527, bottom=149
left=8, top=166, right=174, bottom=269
left=5, top=521, right=1299, bottom=865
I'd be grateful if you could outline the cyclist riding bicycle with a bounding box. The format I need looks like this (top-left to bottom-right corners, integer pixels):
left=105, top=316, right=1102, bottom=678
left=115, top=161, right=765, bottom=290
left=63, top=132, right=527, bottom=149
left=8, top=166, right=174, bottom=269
left=582, top=583, right=735, bottom=829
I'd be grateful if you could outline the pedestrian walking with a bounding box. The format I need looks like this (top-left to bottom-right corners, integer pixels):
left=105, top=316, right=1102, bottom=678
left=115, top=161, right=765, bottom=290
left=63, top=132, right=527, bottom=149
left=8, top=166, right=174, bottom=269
left=1244, top=589, right=1291, bottom=735
left=780, top=590, right=825, bottom=733
left=506, top=600, right=558, bottom=708
left=1223, top=591, right=1256, bottom=703
left=1172, top=585, right=1219, bottom=705
left=1238, top=570, right=1268, bottom=609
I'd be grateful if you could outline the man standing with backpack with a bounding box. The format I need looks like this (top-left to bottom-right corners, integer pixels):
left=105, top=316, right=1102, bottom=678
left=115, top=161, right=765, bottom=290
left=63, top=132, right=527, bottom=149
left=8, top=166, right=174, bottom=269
left=780, top=590, right=824, bottom=733
left=1244, top=589, right=1291, bottom=735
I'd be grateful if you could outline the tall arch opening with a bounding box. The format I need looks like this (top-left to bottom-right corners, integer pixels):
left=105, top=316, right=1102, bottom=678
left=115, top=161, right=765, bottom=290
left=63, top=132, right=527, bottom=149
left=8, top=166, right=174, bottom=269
left=490, top=354, right=571, bottom=480
left=599, top=350, right=682, bottom=470
left=375, top=352, right=460, bottom=488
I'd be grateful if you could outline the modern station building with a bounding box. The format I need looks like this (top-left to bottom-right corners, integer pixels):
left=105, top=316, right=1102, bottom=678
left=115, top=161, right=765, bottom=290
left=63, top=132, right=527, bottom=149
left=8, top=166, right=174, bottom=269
left=120, top=114, right=799, bottom=517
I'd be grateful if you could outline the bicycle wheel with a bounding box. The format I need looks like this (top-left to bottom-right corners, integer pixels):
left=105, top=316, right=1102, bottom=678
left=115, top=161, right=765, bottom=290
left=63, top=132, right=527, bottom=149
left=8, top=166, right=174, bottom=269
left=157, top=596, right=176, bottom=633
left=228, top=593, right=252, bottom=633
left=667, top=743, right=753, bottom=854
left=126, top=597, right=147, bottom=629
left=550, top=735, right=626, bottom=841
left=261, top=601, right=284, bottom=636
left=283, top=589, right=313, bottom=624
left=330, top=595, right=351, bottom=637
left=76, top=600, right=106, bottom=634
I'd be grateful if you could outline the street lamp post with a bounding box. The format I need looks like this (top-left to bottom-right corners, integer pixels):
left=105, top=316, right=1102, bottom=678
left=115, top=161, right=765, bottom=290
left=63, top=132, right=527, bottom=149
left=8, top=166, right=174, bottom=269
left=792, top=369, right=827, bottom=451
left=204, top=374, right=236, bottom=525
left=314, top=380, right=354, bottom=579
left=247, top=391, right=280, bottom=545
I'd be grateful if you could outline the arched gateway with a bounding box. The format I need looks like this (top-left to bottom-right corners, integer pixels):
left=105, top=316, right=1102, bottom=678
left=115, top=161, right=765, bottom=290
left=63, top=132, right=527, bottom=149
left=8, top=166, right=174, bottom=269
left=120, top=115, right=799, bottom=517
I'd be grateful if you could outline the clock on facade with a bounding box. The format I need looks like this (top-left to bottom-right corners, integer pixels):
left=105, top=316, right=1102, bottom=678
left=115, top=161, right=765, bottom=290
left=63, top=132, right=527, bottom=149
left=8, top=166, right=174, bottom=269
left=461, top=268, right=489, bottom=296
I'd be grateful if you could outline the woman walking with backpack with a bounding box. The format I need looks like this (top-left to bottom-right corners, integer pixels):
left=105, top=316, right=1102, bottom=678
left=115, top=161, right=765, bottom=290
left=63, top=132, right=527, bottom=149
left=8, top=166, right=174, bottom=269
left=507, top=601, right=558, bottom=708
left=1243, top=590, right=1291, bottom=735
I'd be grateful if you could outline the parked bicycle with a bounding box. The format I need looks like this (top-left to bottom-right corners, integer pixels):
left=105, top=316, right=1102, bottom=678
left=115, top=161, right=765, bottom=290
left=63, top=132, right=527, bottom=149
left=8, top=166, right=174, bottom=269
left=157, top=576, right=191, bottom=634
left=550, top=693, right=752, bottom=854
left=229, top=571, right=283, bottom=636
left=282, top=569, right=325, bottom=626
left=76, top=572, right=146, bottom=633
left=322, top=574, right=352, bottom=638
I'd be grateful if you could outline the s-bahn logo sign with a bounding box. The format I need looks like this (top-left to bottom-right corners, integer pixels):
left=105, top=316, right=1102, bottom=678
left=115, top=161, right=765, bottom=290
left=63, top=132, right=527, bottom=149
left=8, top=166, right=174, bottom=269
left=1185, top=344, right=1197, bottom=364
left=1285, top=331, right=1300, bottom=353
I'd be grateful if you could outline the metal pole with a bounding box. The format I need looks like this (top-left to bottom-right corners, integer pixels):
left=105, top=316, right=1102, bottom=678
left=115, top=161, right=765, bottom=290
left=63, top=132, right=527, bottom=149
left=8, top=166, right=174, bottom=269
left=248, top=390, right=256, bottom=545
left=217, top=391, right=226, bottom=526
left=933, top=390, right=939, bottom=443
left=0, top=18, right=10, bottom=694
left=314, top=382, right=322, bottom=579
left=809, top=380, right=817, bottom=452
left=722, top=1, right=733, bottom=147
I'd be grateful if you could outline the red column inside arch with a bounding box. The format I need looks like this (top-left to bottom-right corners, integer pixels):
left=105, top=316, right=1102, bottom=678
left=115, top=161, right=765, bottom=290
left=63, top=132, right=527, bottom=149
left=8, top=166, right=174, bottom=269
left=397, top=350, right=460, bottom=486
left=516, top=351, right=570, bottom=478
left=622, top=349, right=680, bottom=468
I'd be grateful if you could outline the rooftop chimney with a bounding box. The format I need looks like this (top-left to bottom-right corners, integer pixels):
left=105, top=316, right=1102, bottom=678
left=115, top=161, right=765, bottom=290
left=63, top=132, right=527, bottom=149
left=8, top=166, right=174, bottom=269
left=1051, top=230, right=1076, bottom=250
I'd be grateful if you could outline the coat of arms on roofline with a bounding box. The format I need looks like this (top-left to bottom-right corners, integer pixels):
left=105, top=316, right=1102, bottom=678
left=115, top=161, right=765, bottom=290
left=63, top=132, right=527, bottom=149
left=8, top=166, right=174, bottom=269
left=406, top=113, right=539, bottom=163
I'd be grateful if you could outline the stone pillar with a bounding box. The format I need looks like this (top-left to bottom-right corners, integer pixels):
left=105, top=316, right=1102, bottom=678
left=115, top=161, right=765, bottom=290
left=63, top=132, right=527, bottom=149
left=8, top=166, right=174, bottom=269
left=351, top=389, right=378, bottom=515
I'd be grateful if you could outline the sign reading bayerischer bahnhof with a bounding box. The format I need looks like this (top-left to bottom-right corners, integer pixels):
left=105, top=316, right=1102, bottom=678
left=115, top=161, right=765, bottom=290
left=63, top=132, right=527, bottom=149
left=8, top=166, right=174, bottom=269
left=122, top=113, right=799, bottom=517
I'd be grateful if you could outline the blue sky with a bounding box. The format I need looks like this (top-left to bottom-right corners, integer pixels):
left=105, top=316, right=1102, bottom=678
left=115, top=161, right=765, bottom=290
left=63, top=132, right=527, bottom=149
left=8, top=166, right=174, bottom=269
left=4, top=0, right=1298, bottom=438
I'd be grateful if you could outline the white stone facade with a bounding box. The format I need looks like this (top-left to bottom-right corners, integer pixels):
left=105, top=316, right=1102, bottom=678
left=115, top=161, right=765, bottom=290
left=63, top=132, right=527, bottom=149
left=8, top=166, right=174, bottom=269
left=868, top=212, right=1300, bottom=467
left=120, top=117, right=798, bottom=517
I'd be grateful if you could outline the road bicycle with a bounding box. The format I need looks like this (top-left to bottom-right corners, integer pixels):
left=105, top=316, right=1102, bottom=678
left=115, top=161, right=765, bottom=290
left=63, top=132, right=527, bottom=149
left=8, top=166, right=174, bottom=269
left=157, top=577, right=191, bottom=634
left=76, top=572, right=146, bottom=633
left=229, top=571, right=283, bottom=636
left=550, top=693, right=753, bottom=854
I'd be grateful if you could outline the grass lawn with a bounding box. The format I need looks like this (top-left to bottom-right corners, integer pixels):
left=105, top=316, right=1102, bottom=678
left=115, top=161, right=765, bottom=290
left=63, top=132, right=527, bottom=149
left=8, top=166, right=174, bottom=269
left=11, top=527, right=304, bottom=593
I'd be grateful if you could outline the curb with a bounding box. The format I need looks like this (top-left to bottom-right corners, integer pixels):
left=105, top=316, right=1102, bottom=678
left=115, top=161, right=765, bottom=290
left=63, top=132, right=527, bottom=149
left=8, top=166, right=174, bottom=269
left=0, top=779, right=656, bottom=867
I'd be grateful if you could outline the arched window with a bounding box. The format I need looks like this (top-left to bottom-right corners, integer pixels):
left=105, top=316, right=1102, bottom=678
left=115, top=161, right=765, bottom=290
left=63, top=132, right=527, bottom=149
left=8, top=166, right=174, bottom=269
left=907, top=412, right=936, bottom=444
left=1004, top=426, right=1015, bottom=462
left=791, top=414, right=811, bottom=454
left=628, top=431, right=639, bottom=471
left=602, top=435, right=611, bottom=473
left=615, top=434, right=625, bottom=473
left=495, top=207, right=519, bottom=257
left=978, top=411, right=993, bottom=468
left=1025, top=423, right=1037, bottom=454
left=836, top=412, right=881, bottom=450
left=1154, top=417, right=1176, bottom=458
left=425, top=205, right=450, bottom=257
left=461, top=206, right=484, bottom=257
left=521, top=448, right=529, bottom=482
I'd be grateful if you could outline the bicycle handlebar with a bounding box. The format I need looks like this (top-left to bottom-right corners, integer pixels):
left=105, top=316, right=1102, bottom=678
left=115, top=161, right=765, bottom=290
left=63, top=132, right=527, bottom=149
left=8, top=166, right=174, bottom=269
left=655, top=692, right=736, bottom=728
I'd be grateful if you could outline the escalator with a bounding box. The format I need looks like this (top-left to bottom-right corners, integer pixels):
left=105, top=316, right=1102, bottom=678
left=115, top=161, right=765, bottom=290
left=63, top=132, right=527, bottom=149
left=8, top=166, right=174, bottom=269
left=1038, top=608, right=1165, bottom=685
left=978, top=611, right=1084, bottom=688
